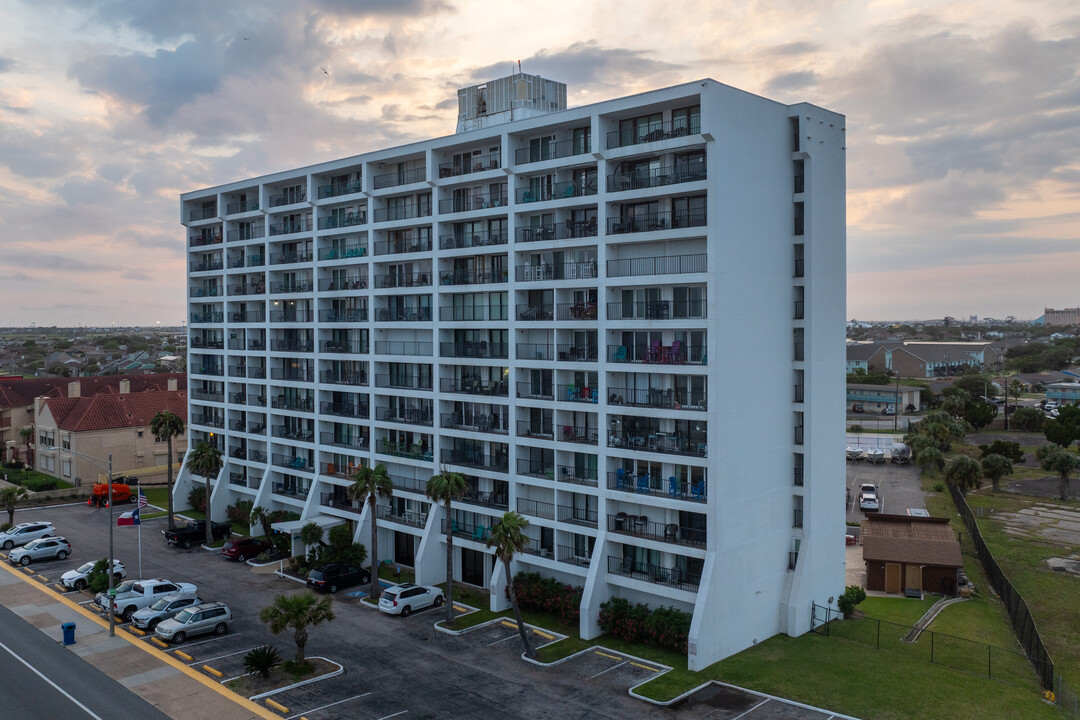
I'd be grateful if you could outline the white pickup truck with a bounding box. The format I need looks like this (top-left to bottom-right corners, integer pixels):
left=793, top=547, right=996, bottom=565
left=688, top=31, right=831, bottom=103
left=95, top=578, right=198, bottom=621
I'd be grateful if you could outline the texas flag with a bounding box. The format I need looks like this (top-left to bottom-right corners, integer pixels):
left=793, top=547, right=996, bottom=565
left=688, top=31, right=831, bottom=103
left=117, top=507, right=141, bottom=526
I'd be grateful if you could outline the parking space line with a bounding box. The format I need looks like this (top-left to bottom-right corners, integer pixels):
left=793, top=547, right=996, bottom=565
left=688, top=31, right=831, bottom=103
left=486, top=633, right=519, bottom=647
left=594, top=650, right=622, bottom=661
left=198, top=646, right=260, bottom=666
left=173, top=633, right=242, bottom=650
left=732, top=698, right=769, bottom=720
left=588, top=659, right=628, bottom=679
left=629, top=661, right=659, bottom=672
left=284, top=692, right=371, bottom=719
left=377, top=711, right=407, bottom=720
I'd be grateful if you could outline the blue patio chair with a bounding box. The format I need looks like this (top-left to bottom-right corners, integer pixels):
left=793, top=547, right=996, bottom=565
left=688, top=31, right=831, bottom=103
left=616, top=467, right=627, bottom=488
left=637, top=474, right=649, bottom=494
left=473, top=525, right=487, bottom=542
left=614, top=345, right=627, bottom=362
left=691, top=481, right=704, bottom=501
left=668, top=476, right=678, bottom=497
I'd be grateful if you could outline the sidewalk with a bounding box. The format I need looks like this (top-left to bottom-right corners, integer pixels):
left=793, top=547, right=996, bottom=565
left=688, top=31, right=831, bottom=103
left=0, top=558, right=277, bottom=720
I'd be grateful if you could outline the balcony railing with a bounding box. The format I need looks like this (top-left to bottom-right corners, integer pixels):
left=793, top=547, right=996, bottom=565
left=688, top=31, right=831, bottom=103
left=189, top=338, right=224, bottom=350
left=795, top=425, right=804, bottom=445
left=193, top=365, right=224, bottom=377
left=247, top=366, right=266, bottom=379
left=516, top=221, right=598, bottom=243
left=607, top=471, right=706, bottom=502
left=319, top=276, right=367, bottom=291
left=608, top=433, right=707, bottom=458
left=515, top=382, right=553, bottom=400
left=269, top=339, right=313, bottom=353
left=556, top=303, right=598, bottom=321
left=607, top=165, right=706, bottom=192
left=558, top=545, right=592, bottom=567
left=440, top=518, right=494, bottom=543
left=517, top=498, right=555, bottom=520
left=247, top=395, right=267, bottom=408
left=606, top=118, right=701, bottom=149
left=321, top=493, right=359, bottom=513
left=607, top=556, right=700, bottom=591
left=377, top=406, right=433, bottom=426
left=555, top=466, right=598, bottom=487
left=442, top=413, right=507, bottom=435
left=441, top=449, right=508, bottom=473
left=373, top=204, right=432, bottom=223
left=606, top=343, right=706, bottom=365
left=516, top=343, right=553, bottom=361
left=557, top=385, right=598, bottom=404
left=794, top=300, right=804, bottom=320
left=514, top=260, right=597, bottom=282
left=557, top=505, right=597, bottom=527
left=437, top=191, right=507, bottom=214
left=322, top=340, right=368, bottom=355
left=268, top=189, right=307, bottom=207
left=375, top=307, right=432, bottom=322
left=516, top=420, right=552, bottom=439
left=460, top=487, right=508, bottom=510
left=514, top=138, right=590, bottom=165
left=440, top=341, right=508, bottom=359
left=606, top=253, right=706, bottom=279
left=268, top=219, right=311, bottom=236
left=318, top=179, right=362, bottom=199
left=269, top=310, right=315, bottom=323
left=374, top=374, right=430, bottom=390
left=373, top=236, right=433, bottom=256
left=269, top=281, right=313, bottom=295
left=226, top=225, right=265, bottom=242
left=189, top=206, right=218, bottom=221
left=317, top=212, right=367, bottom=230
left=375, top=272, right=432, bottom=289
left=516, top=304, right=553, bottom=322
left=607, top=514, right=706, bottom=547
left=556, top=345, right=597, bottom=362
left=191, top=414, right=224, bottom=429
left=320, top=244, right=367, bottom=261
left=437, top=305, right=507, bottom=322
left=438, top=268, right=506, bottom=286
left=440, top=377, right=508, bottom=397
left=272, top=483, right=310, bottom=500
left=319, top=309, right=368, bottom=323
left=606, top=211, right=706, bottom=235
left=272, top=426, right=315, bottom=442
left=190, top=260, right=224, bottom=273
left=515, top=180, right=597, bottom=204
left=228, top=283, right=265, bottom=296
left=190, top=287, right=221, bottom=298
left=373, top=167, right=426, bottom=190
left=376, top=504, right=427, bottom=529
left=190, top=390, right=224, bottom=403
left=606, top=300, right=707, bottom=321
left=374, top=340, right=432, bottom=356
left=438, top=152, right=501, bottom=178
left=269, top=250, right=314, bottom=265
left=321, top=370, right=369, bottom=387
left=271, top=396, right=315, bottom=412
left=190, top=232, right=223, bottom=247
left=320, top=400, right=369, bottom=420
left=272, top=453, right=313, bottom=472
left=607, top=387, right=706, bottom=412
left=231, top=311, right=265, bottom=323
left=439, top=230, right=508, bottom=250
left=320, top=431, right=370, bottom=452
left=556, top=425, right=598, bottom=445
left=190, top=312, right=224, bottom=324
left=516, top=458, right=554, bottom=480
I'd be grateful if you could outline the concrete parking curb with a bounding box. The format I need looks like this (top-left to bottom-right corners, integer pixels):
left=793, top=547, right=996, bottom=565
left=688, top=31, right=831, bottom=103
left=248, top=657, right=344, bottom=700
left=628, top=678, right=862, bottom=718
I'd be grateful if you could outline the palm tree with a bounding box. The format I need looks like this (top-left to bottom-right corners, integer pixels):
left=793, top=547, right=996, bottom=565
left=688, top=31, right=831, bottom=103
left=980, top=453, right=1013, bottom=493
left=487, top=511, right=536, bottom=660
left=0, top=485, right=28, bottom=526
left=426, top=468, right=467, bottom=626
left=187, top=441, right=223, bottom=546
left=300, top=522, right=325, bottom=564
left=944, top=455, right=982, bottom=495
left=1037, top=444, right=1080, bottom=501
left=348, top=463, right=392, bottom=601
left=18, top=426, right=33, bottom=468
left=150, top=411, right=185, bottom=530
left=250, top=505, right=278, bottom=555
left=259, top=591, right=335, bottom=668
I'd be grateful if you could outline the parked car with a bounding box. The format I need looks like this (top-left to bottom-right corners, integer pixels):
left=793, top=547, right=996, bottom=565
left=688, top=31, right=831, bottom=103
left=155, top=601, right=233, bottom=643
left=378, top=583, right=444, bottom=616
left=880, top=404, right=896, bottom=416
left=1044, top=401, right=1059, bottom=412
left=851, top=404, right=865, bottom=413
left=61, top=559, right=126, bottom=590
left=0, top=521, right=55, bottom=550
left=859, top=484, right=880, bottom=512
left=162, top=520, right=232, bottom=549
left=132, top=594, right=203, bottom=631
left=306, top=563, right=371, bottom=594
left=8, top=536, right=70, bottom=565
left=221, top=536, right=271, bottom=562
left=98, top=578, right=198, bottom=621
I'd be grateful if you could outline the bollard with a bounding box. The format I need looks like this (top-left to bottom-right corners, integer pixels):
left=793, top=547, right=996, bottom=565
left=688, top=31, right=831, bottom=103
left=61, top=622, right=76, bottom=646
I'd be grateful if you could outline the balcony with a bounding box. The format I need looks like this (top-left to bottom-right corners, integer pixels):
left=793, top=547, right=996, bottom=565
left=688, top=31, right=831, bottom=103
left=269, top=310, right=314, bottom=323
left=190, top=312, right=224, bottom=324
left=191, top=414, right=224, bottom=429
left=606, top=211, right=706, bottom=236
left=190, top=287, right=221, bottom=298
left=190, top=231, right=223, bottom=247
left=269, top=339, right=314, bottom=353
left=378, top=440, right=433, bottom=462
left=516, top=458, right=553, bottom=480
left=376, top=504, right=427, bottom=529
left=322, top=340, right=368, bottom=355
left=794, top=300, right=804, bottom=320
left=440, top=341, right=508, bottom=360
left=606, top=118, right=700, bottom=149
left=318, top=213, right=367, bottom=230
left=440, top=377, right=508, bottom=397
left=556, top=303, right=598, bottom=321
left=373, top=235, right=433, bottom=256
left=227, top=225, right=265, bottom=242
left=607, top=471, right=706, bottom=503
left=516, top=498, right=555, bottom=520
left=516, top=420, right=552, bottom=439
left=272, top=454, right=314, bottom=472
left=514, top=138, right=590, bottom=165
left=377, top=406, right=433, bottom=426
left=321, top=370, right=369, bottom=387
left=272, top=426, right=315, bottom=442
left=441, top=518, right=493, bottom=543
left=516, top=343, right=553, bottom=361
left=269, top=280, right=313, bottom=295
left=606, top=300, right=707, bottom=321
left=606, top=343, right=706, bottom=365
left=441, top=449, right=508, bottom=473
left=438, top=152, right=501, bottom=178
left=557, top=385, right=598, bottom=404
left=191, top=390, right=224, bottom=403
left=515, top=180, right=597, bottom=204
left=318, top=180, right=362, bottom=199
left=516, top=221, right=598, bottom=243
left=320, top=244, right=367, bottom=261
left=247, top=395, right=267, bottom=408
left=189, top=338, right=224, bottom=350
left=460, top=486, right=508, bottom=511
left=443, top=412, right=508, bottom=435
left=438, top=268, right=506, bottom=286
left=374, top=340, right=432, bottom=357
left=555, top=466, right=598, bottom=487
left=437, top=191, right=507, bottom=214
left=516, top=304, right=553, bottom=322
left=607, top=556, right=700, bottom=592
left=375, top=307, right=432, bottom=322
left=320, top=400, right=369, bottom=420
left=271, top=396, right=314, bottom=412
left=269, top=250, right=314, bottom=266
left=515, top=382, right=553, bottom=401
left=268, top=219, right=311, bottom=237
left=190, top=259, right=223, bottom=273
left=247, top=366, right=267, bottom=379
left=558, top=545, right=593, bottom=568
left=373, top=204, right=431, bottom=223
left=606, top=253, right=706, bottom=280
left=320, top=492, right=359, bottom=513
left=193, top=365, right=224, bottom=377
left=374, top=374, right=430, bottom=390
left=438, top=305, right=507, bottom=322
left=272, top=483, right=310, bottom=500
left=231, top=311, right=265, bottom=323
left=439, top=229, right=508, bottom=250
left=607, top=165, right=706, bottom=192
left=319, top=309, right=368, bottom=323
left=607, top=387, right=706, bottom=412
left=514, top=260, right=597, bottom=282
left=557, top=505, right=597, bottom=528
left=319, top=276, right=368, bottom=292
left=189, top=206, right=218, bottom=221
left=320, top=431, right=370, bottom=452
left=607, top=514, right=706, bottom=548
left=228, top=283, right=265, bottom=296
left=556, top=425, right=598, bottom=445
left=556, top=344, right=597, bottom=362
left=268, top=189, right=307, bottom=207
left=373, top=167, right=426, bottom=190
left=609, top=433, right=707, bottom=458
left=375, top=272, right=432, bottom=289
left=795, top=425, right=804, bottom=445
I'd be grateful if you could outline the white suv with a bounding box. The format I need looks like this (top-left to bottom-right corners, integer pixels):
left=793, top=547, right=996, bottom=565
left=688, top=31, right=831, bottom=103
left=0, top=521, right=55, bottom=550
left=379, top=583, right=444, bottom=616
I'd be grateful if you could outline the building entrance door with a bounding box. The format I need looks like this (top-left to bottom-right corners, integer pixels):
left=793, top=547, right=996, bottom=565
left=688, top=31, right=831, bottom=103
left=885, top=563, right=902, bottom=593
left=461, top=547, right=485, bottom=586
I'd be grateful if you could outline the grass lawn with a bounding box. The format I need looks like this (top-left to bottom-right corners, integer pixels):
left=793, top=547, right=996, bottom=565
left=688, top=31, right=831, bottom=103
left=378, top=563, right=416, bottom=585
left=142, top=486, right=171, bottom=508
left=3, top=468, right=73, bottom=491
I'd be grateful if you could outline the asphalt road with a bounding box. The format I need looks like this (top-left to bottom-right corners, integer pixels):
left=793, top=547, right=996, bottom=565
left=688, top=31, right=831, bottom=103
left=0, top=603, right=171, bottom=719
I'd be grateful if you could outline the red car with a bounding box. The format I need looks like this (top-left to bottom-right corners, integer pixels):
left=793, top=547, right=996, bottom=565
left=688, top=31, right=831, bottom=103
left=220, top=537, right=271, bottom=562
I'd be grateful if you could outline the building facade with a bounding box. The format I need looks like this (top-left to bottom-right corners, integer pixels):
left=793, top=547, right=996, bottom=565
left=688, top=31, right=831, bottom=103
left=177, top=76, right=846, bottom=669
left=1044, top=308, right=1080, bottom=326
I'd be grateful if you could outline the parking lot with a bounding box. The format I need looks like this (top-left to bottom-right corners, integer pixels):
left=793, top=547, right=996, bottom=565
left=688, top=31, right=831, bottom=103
left=2, top=501, right=856, bottom=719
left=846, top=459, right=926, bottom=522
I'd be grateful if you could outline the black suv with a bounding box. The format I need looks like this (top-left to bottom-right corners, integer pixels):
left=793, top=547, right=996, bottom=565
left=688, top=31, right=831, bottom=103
left=306, top=563, right=371, bottom=593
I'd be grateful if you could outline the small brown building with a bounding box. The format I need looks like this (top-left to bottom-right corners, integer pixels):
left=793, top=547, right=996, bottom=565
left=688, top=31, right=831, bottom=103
left=862, top=514, right=962, bottom=596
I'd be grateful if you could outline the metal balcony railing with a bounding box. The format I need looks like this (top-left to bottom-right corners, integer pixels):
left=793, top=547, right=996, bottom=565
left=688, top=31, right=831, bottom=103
left=373, top=235, right=433, bottom=256
left=557, top=385, right=598, bottom=404
left=608, top=433, right=707, bottom=458
left=226, top=225, right=265, bottom=242
left=440, top=449, right=508, bottom=473
left=440, top=377, right=507, bottom=397
left=373, top=167, right=426, bottom=189
left=320, top=431, right=370, bottom=452
left=373, top=204, right=432, bottom=223
left=556, top=303, right=598, bottom=321
left=269, top=339, right=314, bottom=353
left=317, top=212, right=367, bottom=230
left=269, top=250, right=314, bottom=265
left=268, top=189, right=306, bottom=207
left=321, top=370, right=368, bottom=387
left=607, top=471, right=706, bottom=502
left=606, top=300, right=707, bottom=321
left=189, top=206, right=218, bottom=221
left=320, top=400, right=369, bottom=420
left=440, top=341, right=508, bottom=359
left=606, top=165, right=706, bottom=192
left=322, top=340, right=368, bottom=355
left=319, top=244, right=367, bottom=261
left=605, top=118, right=701, bottom=149
left=437, top=305, right=507, bottom=322
left=516, top=420, right=552, bottom=439
left=438, top=268, right=506, bottom=286
left=437, top=191, right=507, bottom=214
left=607, top=514, right=706, bottom=547
left=606, top=343, right=706, bottom=365
left=606, top=253, right=706, bottom=279
left=442, top=413, right=507, bottom=435
left=437, top=152, right=501, bottom=178
left=516, top=343, right=553, bottom=361
left=515, top=180, right=597, bottom=203
left=607, top=556, right=701, bottom=591
left=558, top=505, right=597, bottom=527
left=374, top=341, right=432, bottom=356
left=514, top=138, right=590, bottom=165
left=267, top=219, right=311, bottom=236
left=190, top=232, right=223, bottom=247
left=269, top=310, right=314, bottom=323
left=271, top=396, right=315, bottom=412
left=373, top=374, right=430, bottom=390
left=514, top=260, right=597, bottom=282
left=515, top=382, right=553, bottom=400
left=190, top=260, right=224, bottom=273
left=516, top=220, right=598, bottom=243
left=319, top=276, right=367, bottom=291
left=375, top=504, right=427, bottom=528
left=558, top=545, right=593, bottom=567
left=377, top=407, right=433, bottom=426
left=516, top=498, right=555, bottom=520
left=606, top=387, right=706, bottom=411
left=555, top=466, right=598, bottom=487
left=556, top=345, right=598, bottom=362
left=439, top=230, right=508, bottom=250
left=516, top=304, right=553, bottom=322
left=375, top=307, right=432, bottom=322
left=319, top=309, right=368, bottom=323
left=516, top=458, right=554, bottom=479
left=555, top=425, right=598, bottom=445
left=375, top=272, right=432, bottom=289
left=272, top=425, right=315, bottom=442
left=606, top=211, right=706, bottom=236
left=317, top=179, right=362, bottom=199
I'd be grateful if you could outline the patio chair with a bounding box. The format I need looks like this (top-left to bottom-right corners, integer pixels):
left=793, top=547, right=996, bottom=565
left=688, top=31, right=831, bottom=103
left=669, top=340, right=682, bottom=364
left=668, top=476, right=678, bottom=497
left=691, top=481, right=704, bottom=501
left=665, top=524, right=679, bottom=542
left=472, top=525, right=487, bottom=542
left=648, top=340, right=662, bottom=363
left=616, top=468, right=627, bottom=488
left=614, top=345, right=628, bottom=362
left=637, top=474, right=649, bottom=494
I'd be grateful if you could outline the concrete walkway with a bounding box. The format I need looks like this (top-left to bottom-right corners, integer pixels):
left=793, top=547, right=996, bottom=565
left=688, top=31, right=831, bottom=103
left=0, top=556, right=277, bottom=720
left=903, top=595, right=967, bottom=643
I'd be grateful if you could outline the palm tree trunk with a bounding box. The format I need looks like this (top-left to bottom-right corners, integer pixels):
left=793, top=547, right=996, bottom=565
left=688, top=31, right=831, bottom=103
left=504, top=558, right=536, bottom=659
left=166, top=436, right=176, bottom=530
left=205, top=476, right=213, bottom=546
left=294, top=627, right=307, bottom=666
left=1060, top=474, right=1069, bottom=502
left=444, top=498, right=454, bottom=626
left=369, top=496, right=379, bottom=602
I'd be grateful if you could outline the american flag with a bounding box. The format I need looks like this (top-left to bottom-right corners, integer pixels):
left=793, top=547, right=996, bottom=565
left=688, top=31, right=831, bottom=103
left=138, top=491, right=148, bottom=508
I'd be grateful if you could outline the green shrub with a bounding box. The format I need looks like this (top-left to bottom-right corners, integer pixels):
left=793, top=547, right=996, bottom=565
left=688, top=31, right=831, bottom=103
left=511, top=572, right=583, bottom=625
left=932, top=482, right=946, bottom=492
left=244, top=645, right=281, bottom=679
left=188, top=485, right=207, bottom=513
left=978, top=440, right=1024, bottom=463
left=226, top=499, right=253, bottom=525
left=86, top=558, right=111, bottom=593
left=837, top=585, right=867, bottom=617
left=597, top=597, right=691, bottom=653
left=848, top=424, right=864, bottom=433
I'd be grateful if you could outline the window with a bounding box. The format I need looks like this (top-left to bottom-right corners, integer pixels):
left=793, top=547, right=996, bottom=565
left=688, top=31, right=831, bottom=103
left=671, top=105, right=701, bottom=136
left=572, top=126, right=591, bottom=154
left=137, top=431, right=144, bottom=438
left=793, top=495, right=804, bottom=528
left=62, top=460, right=71, bottom=478
left=794, top=201, right=804, bottom=235
left=794, top=159, right=805, bottom=194
left=794, top=453, right=804, bottom=486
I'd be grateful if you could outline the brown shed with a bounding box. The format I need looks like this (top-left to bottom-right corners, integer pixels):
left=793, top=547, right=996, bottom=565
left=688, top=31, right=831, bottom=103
left=862, top=514, right=962, bottom=596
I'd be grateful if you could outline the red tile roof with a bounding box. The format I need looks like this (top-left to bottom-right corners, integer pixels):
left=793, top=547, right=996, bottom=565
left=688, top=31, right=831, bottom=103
left=45, top=390, right=188, bottom=432
left=0, top=374, right=187, bottom=410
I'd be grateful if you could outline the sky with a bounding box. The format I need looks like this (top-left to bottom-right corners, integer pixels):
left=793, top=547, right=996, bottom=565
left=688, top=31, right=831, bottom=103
left=0, top=0, right=1077, bottom=326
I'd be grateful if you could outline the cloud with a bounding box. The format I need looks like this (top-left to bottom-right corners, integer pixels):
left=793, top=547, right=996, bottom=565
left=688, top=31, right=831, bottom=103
left=760, top=41, right=821, bottom=56
left=764, top=70, right=819, bottom=94
left=0, top=57, right=15, bottom=72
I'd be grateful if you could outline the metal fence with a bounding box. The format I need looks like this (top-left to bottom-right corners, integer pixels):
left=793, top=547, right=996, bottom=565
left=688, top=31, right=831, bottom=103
left=812, top=603, right=1040, bottom=688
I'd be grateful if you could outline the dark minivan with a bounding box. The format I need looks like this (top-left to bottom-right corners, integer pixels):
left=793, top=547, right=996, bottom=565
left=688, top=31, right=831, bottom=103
left=306, top=562, right=371, bottom=594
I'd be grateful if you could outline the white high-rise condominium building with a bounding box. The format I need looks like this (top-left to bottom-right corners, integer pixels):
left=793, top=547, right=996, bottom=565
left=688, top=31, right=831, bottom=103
left=179, top=75, right=846, bottom=669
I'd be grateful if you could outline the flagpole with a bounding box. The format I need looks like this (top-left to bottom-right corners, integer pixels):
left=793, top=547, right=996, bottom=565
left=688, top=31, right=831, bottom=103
left=137, top=482, right=143, bottom=578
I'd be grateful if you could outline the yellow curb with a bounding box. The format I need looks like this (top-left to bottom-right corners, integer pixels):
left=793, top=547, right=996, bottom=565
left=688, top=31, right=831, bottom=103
left=453, top=605, right=467, bottom=612
left=52, top=584, right=66, bottom=592
left=23, top=568, right=34, bottom=575
left=151, top=637, right=169, bottom=648
left=500, top=620, right=518, bottom=629
left=630, top=661, right=659, bottom=672
left=532, top=628, right=554, bottom=639
left=0, top=559, right=281, bottom=719
left=128, top=627, right=145, bottom=636
left=203, top=664, right=223, bottom=677
left=174, top=650, right=194, bottom=661
left=264, top=698, right=289, bottom=713
left=595, top=650, right=622, bottom=661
